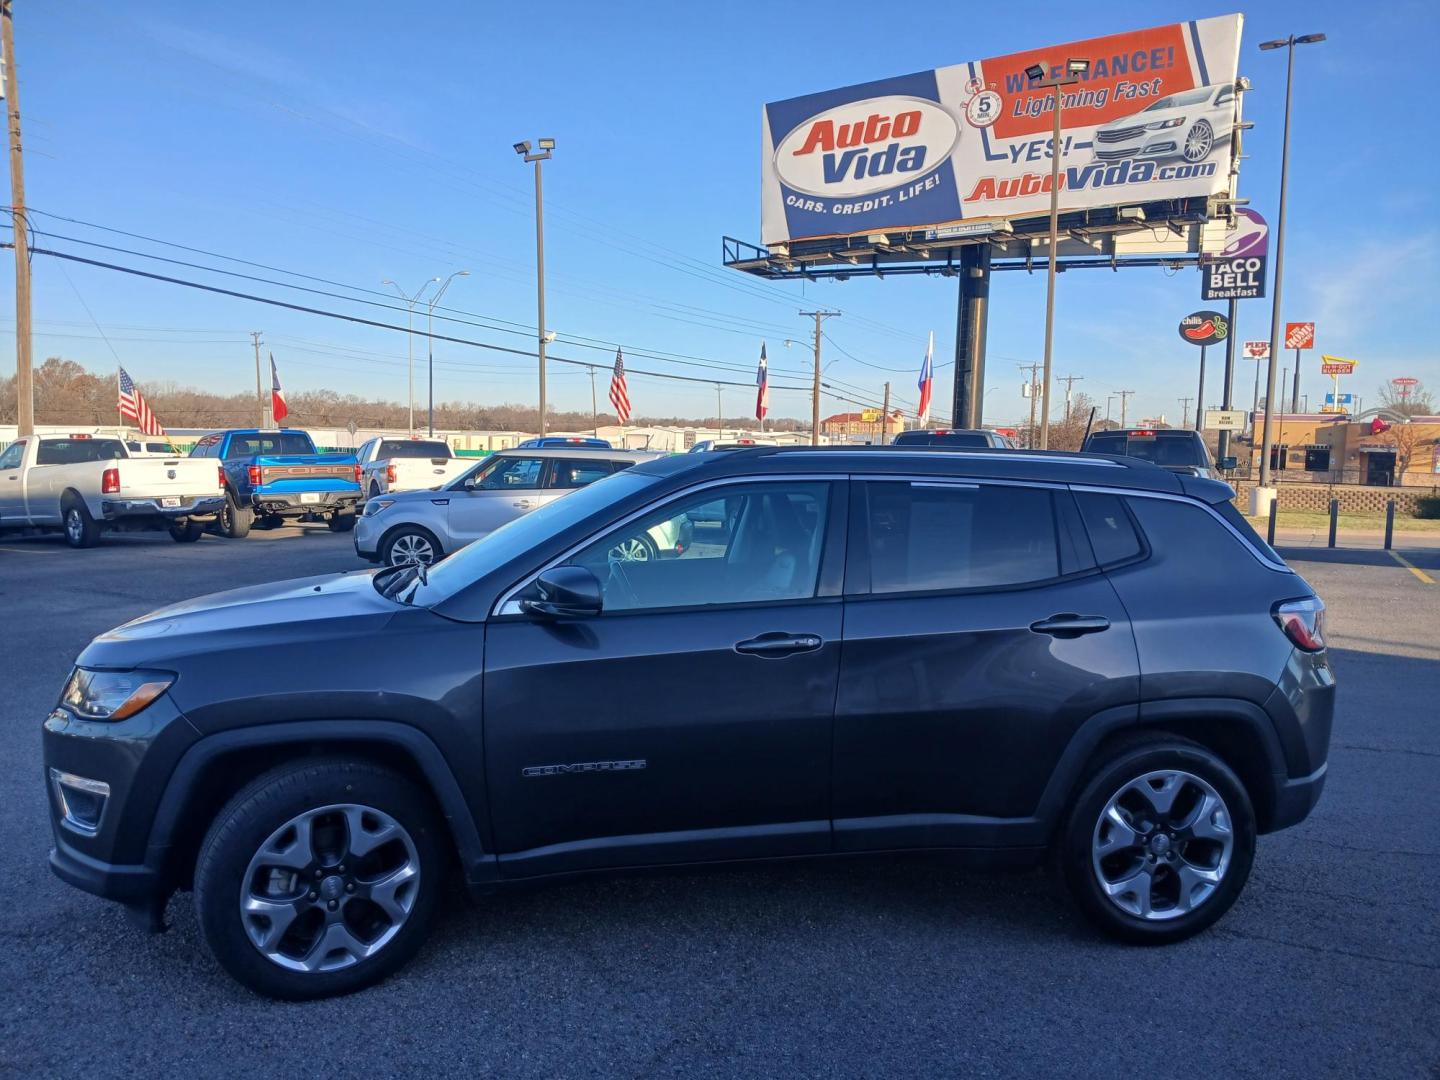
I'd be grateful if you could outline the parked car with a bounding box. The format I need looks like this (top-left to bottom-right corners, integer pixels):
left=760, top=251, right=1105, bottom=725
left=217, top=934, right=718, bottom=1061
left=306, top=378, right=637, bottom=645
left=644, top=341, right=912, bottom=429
left=44, top=445, right=1332, bottom=998
left=354, top=436, right=471, bottom=506
left=1083, top=428, right=1235, bottom=480
left=515, top=436, right=612, bottom=449
left=0, top=434, right=224, bottom=546
left=891, top=428, right=1016, bottom=448
left=355, top=447, right=661, bottom=566
left=1092, top=83, right=1236, bottom=165
left=688, top=438, right=774, bottom=452
left=189, top=429, right=361, bottom=537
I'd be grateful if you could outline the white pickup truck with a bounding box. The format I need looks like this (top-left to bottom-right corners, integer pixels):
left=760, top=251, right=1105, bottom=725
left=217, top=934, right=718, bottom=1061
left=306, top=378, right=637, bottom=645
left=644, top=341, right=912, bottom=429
left=356, top=436, right=471, bottom=506
left=0, top=434, right=226, bottom=547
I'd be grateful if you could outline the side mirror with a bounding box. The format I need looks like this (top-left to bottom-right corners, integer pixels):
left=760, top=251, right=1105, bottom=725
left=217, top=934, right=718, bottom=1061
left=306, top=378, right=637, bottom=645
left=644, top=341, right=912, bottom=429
left=1218, top=456, right=1238, bottom=471
left=520, top=565, right=603, bottom=619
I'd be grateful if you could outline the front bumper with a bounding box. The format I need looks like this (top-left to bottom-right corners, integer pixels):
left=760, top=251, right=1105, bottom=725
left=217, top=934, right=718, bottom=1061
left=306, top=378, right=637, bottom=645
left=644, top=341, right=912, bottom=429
left=1092, top=136, right=1180, bottom=162
left=100, top=495, right=225, bottom=521
left=354, top=512, right=383, bottom=559
left=43, top=696, right=202, bottom=904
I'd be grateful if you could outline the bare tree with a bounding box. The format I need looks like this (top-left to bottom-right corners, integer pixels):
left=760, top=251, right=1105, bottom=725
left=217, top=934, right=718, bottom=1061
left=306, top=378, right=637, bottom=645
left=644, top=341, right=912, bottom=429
left=1376, top=379, right=1434, bottom=419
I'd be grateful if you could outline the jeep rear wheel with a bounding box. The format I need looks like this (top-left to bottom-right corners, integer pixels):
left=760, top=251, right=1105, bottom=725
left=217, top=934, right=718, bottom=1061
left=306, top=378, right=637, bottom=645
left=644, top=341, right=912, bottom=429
left=194, top=760, right=443, bottom=999
left=1057, top=735, right=1255, bottom=943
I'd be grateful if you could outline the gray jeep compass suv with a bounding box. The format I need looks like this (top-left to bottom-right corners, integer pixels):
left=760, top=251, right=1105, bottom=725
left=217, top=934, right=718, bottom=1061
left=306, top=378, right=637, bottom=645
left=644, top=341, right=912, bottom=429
left=43, top=447, right=1333, bottom=998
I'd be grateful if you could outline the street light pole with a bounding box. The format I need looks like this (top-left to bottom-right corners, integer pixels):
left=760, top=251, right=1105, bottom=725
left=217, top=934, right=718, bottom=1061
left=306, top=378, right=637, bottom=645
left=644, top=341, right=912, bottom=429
left=799, top=310, right=840, bottom=445
left=1026, top=57, right=1091, bottom=450
left=383, top=278, right=437, bottom=435
left=424, top=270, right=470, bottom=436
left=1256, top=32, right=1325, bottom=509
left=515, top=139, right=556, bottom=435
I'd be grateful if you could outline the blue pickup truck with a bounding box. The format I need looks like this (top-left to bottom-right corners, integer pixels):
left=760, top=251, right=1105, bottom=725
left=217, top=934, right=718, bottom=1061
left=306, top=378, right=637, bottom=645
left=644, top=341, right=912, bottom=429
left=188, top=429, right=361, bottom=537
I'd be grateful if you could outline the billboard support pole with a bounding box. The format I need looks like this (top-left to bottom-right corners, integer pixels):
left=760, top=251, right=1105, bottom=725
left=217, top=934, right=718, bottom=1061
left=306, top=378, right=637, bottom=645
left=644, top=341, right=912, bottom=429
left=1290, top=348, right=1302, bottom=413
left=1218, top=299, right=1238, bottom=460
left=951, top=244, right=991, bottom=430
left=1195, top=344, right=1207, bottom=432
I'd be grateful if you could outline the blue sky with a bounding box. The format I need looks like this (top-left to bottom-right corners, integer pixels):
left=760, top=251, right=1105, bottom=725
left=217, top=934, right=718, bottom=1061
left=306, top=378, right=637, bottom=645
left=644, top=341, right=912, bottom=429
left=4, top=0, right=1437, bottom=427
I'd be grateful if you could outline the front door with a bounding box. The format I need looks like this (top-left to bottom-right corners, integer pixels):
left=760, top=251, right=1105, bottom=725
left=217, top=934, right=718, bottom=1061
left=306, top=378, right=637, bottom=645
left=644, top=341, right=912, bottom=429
left=1365, top=451, right=1396, bottom=486
left=833, top=479, right=1139, bottom=851
left=483, top=478, right=846, bottom=877
left=445, top=454, right=549, bottom=543
left=0, top=441, right=27, bottom=525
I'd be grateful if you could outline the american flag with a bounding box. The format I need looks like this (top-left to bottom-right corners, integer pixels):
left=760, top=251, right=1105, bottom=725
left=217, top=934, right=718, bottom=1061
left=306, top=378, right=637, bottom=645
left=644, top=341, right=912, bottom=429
left=608, top=348, right=631, bottom=424
left=117, top=366, right=165, bottom=436
left=755, top=343, right=770, bottom=422
left=916, top=331, right=934, bottom=425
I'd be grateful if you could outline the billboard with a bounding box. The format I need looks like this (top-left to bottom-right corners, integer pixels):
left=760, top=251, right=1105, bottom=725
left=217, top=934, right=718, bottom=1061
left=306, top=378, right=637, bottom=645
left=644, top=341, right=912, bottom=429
left=761, top=15, right=1243, bottom=245
left=1202, top=208, right=1267, bottom=300
left=1284, top=322, right=1316, bottom=350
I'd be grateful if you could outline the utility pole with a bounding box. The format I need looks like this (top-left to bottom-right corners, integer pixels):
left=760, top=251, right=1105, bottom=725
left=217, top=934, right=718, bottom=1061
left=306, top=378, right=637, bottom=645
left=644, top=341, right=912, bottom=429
left=1020, top=362, right=1040, bottom=447
left=880, top=381, right=891, bottom=445
left=3, top=0, right=34, bottom=436
left=1058, top=374, right=1085, bottom=423
left=799, top=310, right=839, bottom=445
left=715, top=383, right=724, bottom=442
left=1179, top=397, right=1193, bottom=426
left=1105, top=394, right=1116, bottom=425
left=1117, top=389, right=1135, bottom=428
left=251, top=332, right=267, bottom=428
left=589, top=367, right=598, bottom=435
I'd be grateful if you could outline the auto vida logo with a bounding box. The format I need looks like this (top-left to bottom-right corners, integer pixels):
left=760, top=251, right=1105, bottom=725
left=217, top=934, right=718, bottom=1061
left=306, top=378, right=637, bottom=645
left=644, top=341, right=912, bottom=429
left=522, top=759, right=647, bottom=778
left=775, top=96, right=959, bottom=198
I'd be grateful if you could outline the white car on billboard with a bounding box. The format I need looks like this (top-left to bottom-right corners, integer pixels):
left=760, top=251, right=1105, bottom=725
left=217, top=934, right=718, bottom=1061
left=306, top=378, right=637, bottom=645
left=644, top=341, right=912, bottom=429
left=1092, top=83, right=1235, bottom=165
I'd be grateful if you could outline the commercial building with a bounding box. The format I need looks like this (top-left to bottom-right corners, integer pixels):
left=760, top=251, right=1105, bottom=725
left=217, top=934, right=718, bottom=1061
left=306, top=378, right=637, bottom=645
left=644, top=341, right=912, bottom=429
left=1241, top=413, right=1440, bottom=488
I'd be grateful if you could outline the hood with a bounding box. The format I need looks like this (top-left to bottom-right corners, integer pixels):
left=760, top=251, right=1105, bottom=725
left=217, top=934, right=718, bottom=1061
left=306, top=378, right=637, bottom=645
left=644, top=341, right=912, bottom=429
left=79, top=570, right=402, bottom=670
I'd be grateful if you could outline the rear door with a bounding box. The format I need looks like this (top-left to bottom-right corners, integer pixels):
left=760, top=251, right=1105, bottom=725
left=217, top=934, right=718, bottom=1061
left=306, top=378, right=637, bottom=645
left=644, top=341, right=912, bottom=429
left=832, top=477, right=1139, bottom=850
left=445, top=454, right=548, bottom=542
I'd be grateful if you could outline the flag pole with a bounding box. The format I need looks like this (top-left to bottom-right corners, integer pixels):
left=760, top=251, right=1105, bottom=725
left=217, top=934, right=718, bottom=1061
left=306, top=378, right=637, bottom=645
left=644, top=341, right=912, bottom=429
left=116, top=367, right=123, bottom=438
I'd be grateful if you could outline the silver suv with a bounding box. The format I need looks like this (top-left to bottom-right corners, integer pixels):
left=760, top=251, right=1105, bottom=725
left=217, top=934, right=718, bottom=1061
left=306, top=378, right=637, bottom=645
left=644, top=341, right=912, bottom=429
left=355, top=448, right=661, bottom=566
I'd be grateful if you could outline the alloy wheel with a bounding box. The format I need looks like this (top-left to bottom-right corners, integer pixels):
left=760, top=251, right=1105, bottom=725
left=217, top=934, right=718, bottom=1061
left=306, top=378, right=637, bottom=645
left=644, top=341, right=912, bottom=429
left=65, top=508, right=84, bottom=544
left=1091, top=769, right=1234, bottom=920
left=607, top=537, right=652, bottom=563
left=1183, top=121, right=1213, bottom=162
left=388, top=533, right=435, bottom=566
left=239, top=803, right=421, bottom=973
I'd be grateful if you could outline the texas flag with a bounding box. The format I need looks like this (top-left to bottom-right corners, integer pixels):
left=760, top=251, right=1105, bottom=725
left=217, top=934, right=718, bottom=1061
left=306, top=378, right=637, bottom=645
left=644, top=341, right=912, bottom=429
left=916, top=331, right=934, bottom=425
left=755, top=343, right=770, bottom=422
left=270, top=353, right=289, bottom=424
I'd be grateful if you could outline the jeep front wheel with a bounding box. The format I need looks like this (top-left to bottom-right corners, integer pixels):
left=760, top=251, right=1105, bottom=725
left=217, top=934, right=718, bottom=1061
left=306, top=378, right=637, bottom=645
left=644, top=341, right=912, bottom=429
left=193, top=759, right=443, bottom=999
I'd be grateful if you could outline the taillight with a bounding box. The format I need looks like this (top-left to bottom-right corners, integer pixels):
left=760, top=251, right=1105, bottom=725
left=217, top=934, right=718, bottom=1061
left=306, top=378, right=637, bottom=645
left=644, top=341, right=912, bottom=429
left=354, top=463, right=363, bottom=484
left=386, top=463, right=397, bottom=484
left=218, top=465, right=226, bottom=490
left=100, top=468, right=120, bottom=494
left=1274, top=598, right=1326, bottom=652
left=247, top=465, right=262, bottom=486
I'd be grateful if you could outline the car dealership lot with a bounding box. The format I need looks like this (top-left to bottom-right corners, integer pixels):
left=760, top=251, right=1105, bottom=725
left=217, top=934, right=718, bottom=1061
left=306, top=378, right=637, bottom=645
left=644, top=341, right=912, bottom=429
left=1, top=528, right=1436, bottom=1077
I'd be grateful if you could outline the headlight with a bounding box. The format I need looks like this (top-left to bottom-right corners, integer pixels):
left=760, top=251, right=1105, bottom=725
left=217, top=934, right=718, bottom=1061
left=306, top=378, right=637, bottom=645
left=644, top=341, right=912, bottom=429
left=1146, top=117, right=1185, bottom=129
left=61, top=668, right=174, bottom=721
left=364, top=499, right=395, bottom=517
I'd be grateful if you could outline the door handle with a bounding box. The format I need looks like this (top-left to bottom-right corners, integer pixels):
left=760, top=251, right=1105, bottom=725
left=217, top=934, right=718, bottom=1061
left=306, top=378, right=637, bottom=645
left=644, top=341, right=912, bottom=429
left=1029, top=614, right=1111, bottom=637
left=734, top=633, right=824, bottom=658
left=513, top=499, right=536, bottom=509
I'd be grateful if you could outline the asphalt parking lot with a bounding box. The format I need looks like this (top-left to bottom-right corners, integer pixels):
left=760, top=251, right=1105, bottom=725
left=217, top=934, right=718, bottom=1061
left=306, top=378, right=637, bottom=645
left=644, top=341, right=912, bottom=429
left=1, top=527, right=1436, bottom=1078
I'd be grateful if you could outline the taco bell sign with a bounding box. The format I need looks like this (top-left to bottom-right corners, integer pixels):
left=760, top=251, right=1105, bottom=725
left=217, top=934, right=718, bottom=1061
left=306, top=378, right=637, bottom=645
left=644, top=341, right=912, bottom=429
left=1202, top=208, right=1268, bottom=300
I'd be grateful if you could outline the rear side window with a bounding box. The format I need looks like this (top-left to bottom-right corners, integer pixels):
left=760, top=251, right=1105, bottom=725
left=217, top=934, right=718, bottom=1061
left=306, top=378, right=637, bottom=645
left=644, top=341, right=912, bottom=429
left=1074, top=492, right=1144, bottom=566
left=864, top=482, right=1060, bottom=593
left=1212, top=499, right=1282, bottom=564
left=548, top=458, right=614, bottom=489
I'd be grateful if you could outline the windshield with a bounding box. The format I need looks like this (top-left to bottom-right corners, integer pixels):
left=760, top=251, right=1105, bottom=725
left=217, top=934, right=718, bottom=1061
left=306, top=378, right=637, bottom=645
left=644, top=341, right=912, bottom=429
left=399, top=469, right=662, bottom=605
left=1087, top=433, right=1208, bottom=467
left=378, top=439, right=450, bottom=458
left=1143, top=88, right=1214, bottom=112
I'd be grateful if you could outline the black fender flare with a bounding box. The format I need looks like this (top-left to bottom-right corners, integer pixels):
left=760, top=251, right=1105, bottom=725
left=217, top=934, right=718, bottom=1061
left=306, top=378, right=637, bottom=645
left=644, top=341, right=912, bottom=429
left=1032, top=698, right=1288, bottom=836
left=145, top=719, right=497, bottom=889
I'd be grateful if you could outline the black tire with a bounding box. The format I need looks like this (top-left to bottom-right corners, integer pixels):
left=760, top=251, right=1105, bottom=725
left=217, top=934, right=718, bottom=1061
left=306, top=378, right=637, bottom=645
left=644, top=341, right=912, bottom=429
left=168, top=520, right=204, bottom=543
left=328, top=511, right=357, bottom=533
left=380, top=525, right=442, bottom=567
left=368, top=482, right=382, bottom=502
left=218, top=493, right=254, bottom=539
left=61, top=497, right=102, bottom=549
left=1056, top=734, right=1255, bottom=944
left=193, top=759, right=444, bottom=1000
left=256, top=514, right=285, bottom=531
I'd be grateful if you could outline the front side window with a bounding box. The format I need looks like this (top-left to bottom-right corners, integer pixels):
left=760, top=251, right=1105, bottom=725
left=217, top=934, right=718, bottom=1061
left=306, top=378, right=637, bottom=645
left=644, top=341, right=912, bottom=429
left=0, top=442, right=26, bottom=470
left=864, top=481, right=1060, bottom=594
left=565, top=482, right=831, bottom=612
left=470, top=456, right=545, bottom=490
